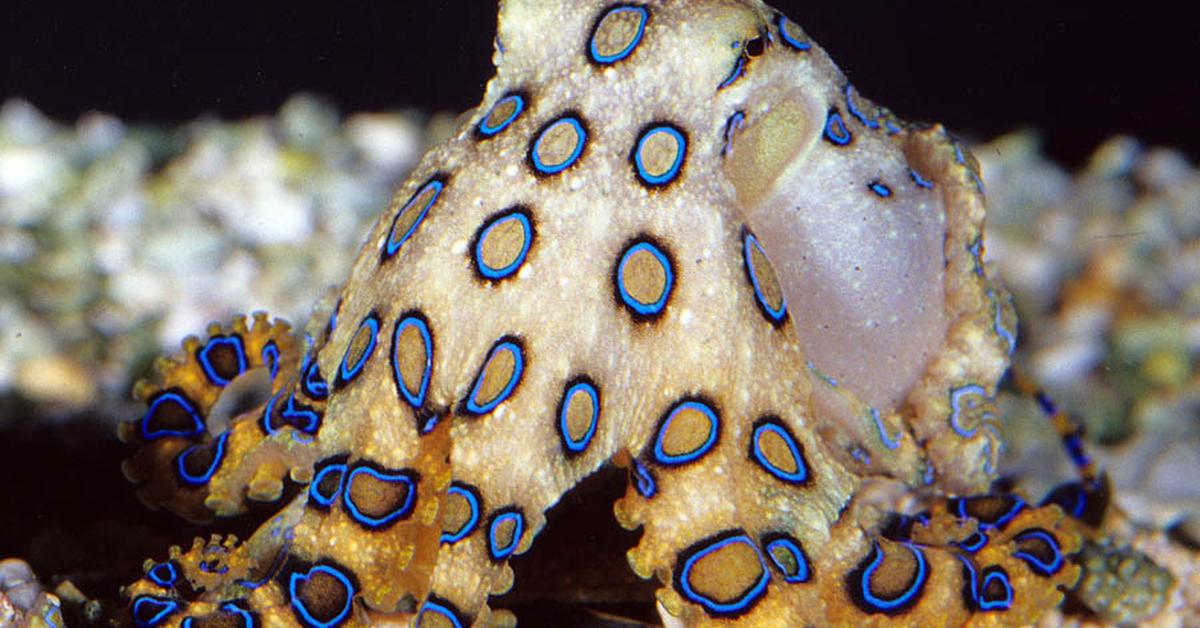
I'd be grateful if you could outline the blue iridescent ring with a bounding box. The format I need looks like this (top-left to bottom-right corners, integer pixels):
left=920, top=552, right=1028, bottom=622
left=588, top=5, right=649, bottom=65
left=632, top=123, right=688, bottom=187
left=476, top=92, right=526, bottom=139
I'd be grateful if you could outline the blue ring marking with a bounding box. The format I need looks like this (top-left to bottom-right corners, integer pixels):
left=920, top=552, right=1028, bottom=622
left=774, top=13, right=811, bottom=50
left=675, top=531, right=769, bottom=617
left=909, top=168, right=934, bottom=190
left=870, top=407, right=902, bottom=450
left=749, top=417, right=808, bottom=484
left=132, top=596, right=178, bottom=627
left=956, top=531, right=988, bottom=554
left=384, top=177, right=444, bottom=259
left=476, top=93, right=525, bottom=138
left=185, top=602, right=256, bottom=628
left=463, top=338, right=524, bottom=416
left=979, top=566, right=1014, bottom=611
left=884, top=119, right=902, bottom=135
left=1064, top=435, right=1094, bottom=477
left=440, top=482, right=482, bottom=544
left=530, top=115, right=587, bottom=175
left=1013, top=529, right=1064, bottom=576
left=261, top=341, right=281, bottom=380
left=235, top=547, right=289, bottom=591
left=853, top=541, right=928, bottom=614
left=588, top=5, right=648, bottom=65
left=140, top=390, right=205, bottom=441
left=717, top=55, right=746, bottom=90
left=990, top=291, right=1017, bottom=355
left=806, top=359, right=839, bottom=387
left=957, top=554, right=982, bottom=609
left=336, top=314, right=380, bottom=387
left=633, top=124, right=687, bottom=187
left=868, top=180, right=893, bottom=198
left=288, top=564, right=355, bottom=628
left=616, top=239, right=675, bottom=317
left=632, top=459, right=657, bottom=498
left=922, top=463, right=936, bottom=485
left=951, top=493, right=1026, bottom=530
left=1043, top=482, right=1087, bottom=519
left=417, top=597, right=465, bottom=628
left=954, top=144, right=986, bottom=194
left=222, top=602, right=258, bottom=628
left=824, top=109, right=852, bottom=146
left=850, top=447, right=872, bottom=466
left=845, top=85, right=881, bottom=130
left=259, top=389, right=319, bottom=436
left=949, top=384, right=995, bottom=438
left=487, top=508, right=525, bottom=561
left=721, top=111, right=745, bottom=157
left=473, top=209, right=533, bottom=280
left=968, top=236, right=985, bottom=277
left=282, top=392, right=322, bottom=434
left=652, top=399, right=720, bottom=466
left=307, top=459, right=347, bottom=509
left=743, top=231, right=787, bottom=324
left=343, top=465, right=419, bottom=530
left=417, top=411, right=441, bottom=435
left=328, top=298, right=341, bottom=336
left=762, top=533, right=811, bottom=583
left=175, top=430, right=230, bottom=486
left=147, top=561, right=179, bottom=587
left=300, top=355, right=329, bottom=400
left=391, top=313, right=433, bottom=408
left=197, top=335, right=248, bottom=387
left=557, top=378, right=600, bottom=456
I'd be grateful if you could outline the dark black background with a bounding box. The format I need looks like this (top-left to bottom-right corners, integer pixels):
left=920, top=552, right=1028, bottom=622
left=3, top=1, right=1196, bottom=168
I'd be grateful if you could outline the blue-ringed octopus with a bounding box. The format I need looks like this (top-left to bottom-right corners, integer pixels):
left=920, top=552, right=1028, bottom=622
left=117, top=1, right=1099, bottom=625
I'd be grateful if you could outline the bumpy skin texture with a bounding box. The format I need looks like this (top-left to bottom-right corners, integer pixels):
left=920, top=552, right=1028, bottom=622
left=118, top=2, right=1082, bottom=626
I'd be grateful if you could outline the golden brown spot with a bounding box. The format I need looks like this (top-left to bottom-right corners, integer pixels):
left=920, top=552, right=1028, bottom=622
left=483, top=98, right=520, bottom=131
left=684, top=536, right=765, bottom=606
left=441, top=486, right=477, bottom=540
left=868, top=540, right=921, bottom=600
left=292, top=567, right=352, bottom=624
left=532, top=118, right=584, bottom=172
left=394, top=319, right=429, bottom=404
left=467, top=340, right=522, bottom=414
left=621, top=246, right=669, bottom=308
left=756, top=426, right=798, bottom=476
left=389, top=183, right=440, bottom=247
left=636, top=127, right=684, bottom=181
left=747, top=236, right=785, bottom=315
left=345, top=466, right=416, bottom=525
left=478, top=214, right=529, bottom=276
left=564, top=389, right=596, bottom=444
left=768, top=544, right=800, bottom=577
left=657, top=403, right=717, bottom=461
left=590, top=6, right=647, bottom=63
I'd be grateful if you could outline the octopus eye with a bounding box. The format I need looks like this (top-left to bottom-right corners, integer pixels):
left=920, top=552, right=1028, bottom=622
left=744, top=36, right=766, bottom=57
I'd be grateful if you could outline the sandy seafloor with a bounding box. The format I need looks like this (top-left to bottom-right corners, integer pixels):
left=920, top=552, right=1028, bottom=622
left=0, top=97, right=1196, bottom=626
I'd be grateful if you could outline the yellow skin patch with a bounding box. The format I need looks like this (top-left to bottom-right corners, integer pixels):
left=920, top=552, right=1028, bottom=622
left=116, top=1, right=1088, bottom=626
